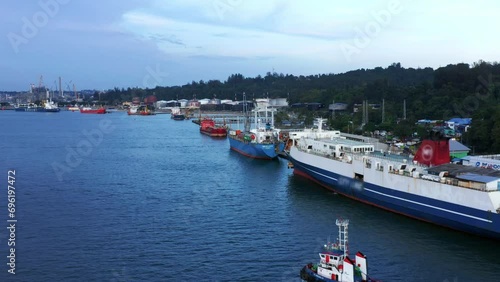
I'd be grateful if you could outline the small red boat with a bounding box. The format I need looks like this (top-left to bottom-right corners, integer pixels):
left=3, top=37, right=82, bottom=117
left=200, top=118, right=227, bottom=137
left=80, top=107, right=106, bottom=114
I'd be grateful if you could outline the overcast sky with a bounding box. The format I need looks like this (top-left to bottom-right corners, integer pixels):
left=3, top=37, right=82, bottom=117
left=1, top=0, right=498, bottom=91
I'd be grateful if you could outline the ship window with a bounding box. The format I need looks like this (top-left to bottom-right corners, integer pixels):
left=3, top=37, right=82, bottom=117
left=354, top=173, right=364, bottom=181
left=307, top=145, right=312, bottom=150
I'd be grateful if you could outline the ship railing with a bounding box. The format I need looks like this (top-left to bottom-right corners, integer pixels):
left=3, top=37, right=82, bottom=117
left=387, top=169, right=493, bottom=192
left=297, top=147, right=353, bottom=163
left=284, top=128, right=308, bottom=133
left=298, top=147, right=495, bottom=193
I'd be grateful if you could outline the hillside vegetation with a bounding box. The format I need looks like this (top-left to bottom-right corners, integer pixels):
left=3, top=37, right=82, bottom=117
left=101, top=61, right=500, bottom=154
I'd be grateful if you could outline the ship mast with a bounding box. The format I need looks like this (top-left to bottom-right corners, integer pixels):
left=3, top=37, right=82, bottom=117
left=73, top=84, right=77, bottom=100
left=336, top=219, right=349, bottom=257
left=243, top=92, right=250, bottom=132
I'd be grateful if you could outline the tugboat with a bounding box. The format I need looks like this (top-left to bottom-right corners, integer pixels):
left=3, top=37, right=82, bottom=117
left=139, top=105, right=155, bottom=115
left=300, top=219, right=378, bottom=282
left=171, top=107, right=185, bottom=120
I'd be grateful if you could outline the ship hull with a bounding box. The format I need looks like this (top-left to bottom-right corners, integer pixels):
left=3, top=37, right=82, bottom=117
left=288, top=148, right=500, bottom=239
left=200, top=127, right=227, bottom=137
left=228, top=136, right=283, bottom=159
left=128, top=111, right=155, bottom=115
left=15, top=107, right=60, bottom=112
left=300, top=266, right=336, bottom=282
left=80, top=108, right=106, bottom=114
left=172, top=114, right=185, bottom=120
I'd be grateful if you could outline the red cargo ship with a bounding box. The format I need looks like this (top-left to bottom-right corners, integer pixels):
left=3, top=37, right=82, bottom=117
left=80, top=107, right=106, bottom=114
left=200, top=118, right=227, bottom=137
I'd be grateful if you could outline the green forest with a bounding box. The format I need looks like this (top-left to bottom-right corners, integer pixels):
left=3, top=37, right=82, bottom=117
left=100, top=61, right=500, bottom=154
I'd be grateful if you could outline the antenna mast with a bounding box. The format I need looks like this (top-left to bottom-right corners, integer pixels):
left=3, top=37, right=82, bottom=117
left=336, top=219, right=349, bottom=257
left=243, top=92, right=250, bottom=132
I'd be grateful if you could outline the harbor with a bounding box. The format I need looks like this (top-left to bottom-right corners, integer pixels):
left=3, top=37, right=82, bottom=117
left=1, top=110, right=499, bottom=281
left=2, top=1, right=498, bottom=280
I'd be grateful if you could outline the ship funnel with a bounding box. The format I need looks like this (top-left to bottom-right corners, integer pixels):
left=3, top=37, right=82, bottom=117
left=413, top=139, right=450, bottom=166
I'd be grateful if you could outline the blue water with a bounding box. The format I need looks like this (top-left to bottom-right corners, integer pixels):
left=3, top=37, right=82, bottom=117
left=0, top=111, right=499, bottom=282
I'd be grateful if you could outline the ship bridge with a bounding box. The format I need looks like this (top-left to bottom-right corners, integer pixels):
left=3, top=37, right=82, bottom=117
left=324, top=138, right=375, bottom=154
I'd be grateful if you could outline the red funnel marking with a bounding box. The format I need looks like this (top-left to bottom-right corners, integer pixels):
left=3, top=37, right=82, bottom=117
left=413, top=140, right=450, bottom=166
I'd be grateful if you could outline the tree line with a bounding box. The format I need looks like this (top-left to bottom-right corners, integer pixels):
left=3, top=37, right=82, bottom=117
left=99, top=60, right=500, bottom=154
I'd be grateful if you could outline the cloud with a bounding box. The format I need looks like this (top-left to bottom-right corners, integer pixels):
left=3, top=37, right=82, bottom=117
left=2, top=0, right=500, bottom=91
left=119, top=3, right=352, bottom=63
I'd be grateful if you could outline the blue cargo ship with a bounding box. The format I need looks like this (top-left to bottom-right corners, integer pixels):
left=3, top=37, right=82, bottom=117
left=228, top=97, right=283, bottom=160
left=228, top=134, right=284, bottom=159
left=15, top=101, right=60, bottom=112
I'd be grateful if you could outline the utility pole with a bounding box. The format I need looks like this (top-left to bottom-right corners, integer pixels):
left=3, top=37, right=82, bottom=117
left=403, top=99, right=406, bottom=120
left=362, top=100, right=368, bottom=126
left=366, top=100, right=369, bottom=124
left=382, top=99, right=385, bottom=123
left=362, top=101, right=365, bottom=126
left=332, top=99, right=335, bottom=119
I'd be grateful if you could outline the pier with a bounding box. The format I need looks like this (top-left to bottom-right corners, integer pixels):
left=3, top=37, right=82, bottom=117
left=191, top=113, right=260, bottom=127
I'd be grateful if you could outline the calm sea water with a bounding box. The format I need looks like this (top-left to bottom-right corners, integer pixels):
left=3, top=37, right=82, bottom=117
left=0, top=110, right=499, bottom=282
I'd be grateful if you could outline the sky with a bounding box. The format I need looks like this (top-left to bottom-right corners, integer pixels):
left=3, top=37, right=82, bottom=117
left=0, top=0, right=498, bottom=91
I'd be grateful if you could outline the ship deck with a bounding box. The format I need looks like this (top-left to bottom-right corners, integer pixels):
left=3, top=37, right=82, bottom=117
left=427, top=163, right=500, bottom=178
left=318, top=137, right=414, bottom=163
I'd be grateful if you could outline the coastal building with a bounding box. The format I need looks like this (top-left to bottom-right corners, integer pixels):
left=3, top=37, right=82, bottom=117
left=446, top=118, right=472, bottom=133
left=328, top=102, right=348, bottom=111
left=255, top=98, right=288, bottom=109
left=290, top=102, right=324, bottom=110
left=449, top=139, right=471, bottom=159
left=156, top=100, right=167, bottom=108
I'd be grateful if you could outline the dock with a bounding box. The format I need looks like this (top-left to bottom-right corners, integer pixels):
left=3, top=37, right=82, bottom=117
left=191, top=113, right=260, bottom=127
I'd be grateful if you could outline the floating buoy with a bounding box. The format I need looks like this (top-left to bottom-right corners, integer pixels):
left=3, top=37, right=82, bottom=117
left=251, top=134, right=255, bottom=140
